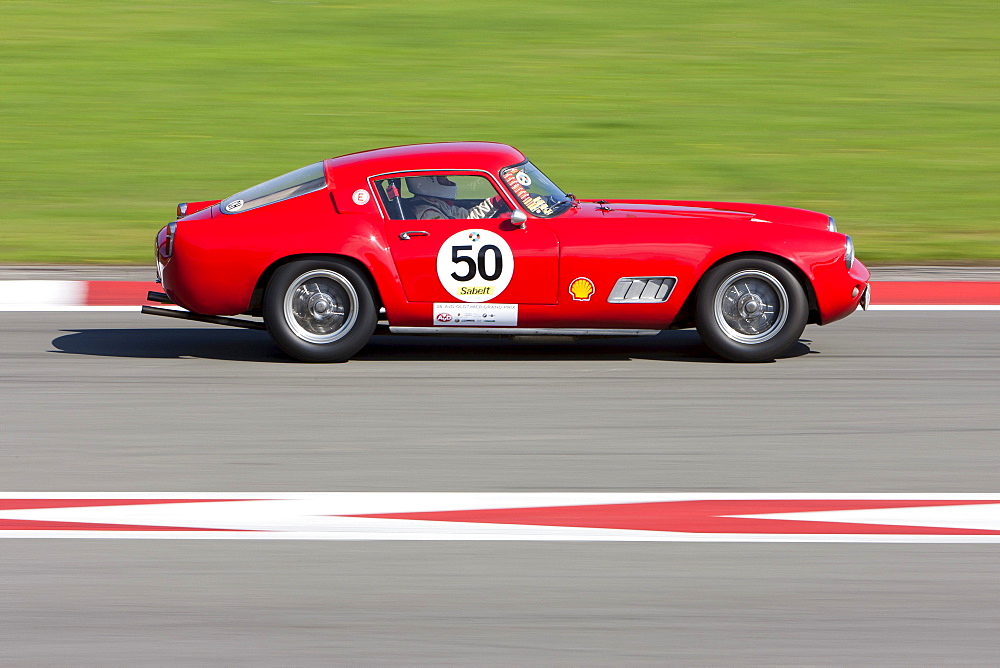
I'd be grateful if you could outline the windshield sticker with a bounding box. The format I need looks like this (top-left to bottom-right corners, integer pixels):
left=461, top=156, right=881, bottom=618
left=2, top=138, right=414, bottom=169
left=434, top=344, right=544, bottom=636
left=436, top=228, right=514, bottom=303
left=351, top=188, right=371, bottom=205
left=224, top=199, right=244, bottom=212
left=525, top=196, right=554, bottom=216
left=502, top=171, right=529, bottom=198
left=502, top=170, right=554, bottom=216
left=433, top=303, right=518, bottom=326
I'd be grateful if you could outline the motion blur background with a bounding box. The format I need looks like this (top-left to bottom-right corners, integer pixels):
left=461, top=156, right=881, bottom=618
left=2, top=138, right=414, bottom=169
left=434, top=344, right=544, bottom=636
left=2, top=0, right=997, bottom=264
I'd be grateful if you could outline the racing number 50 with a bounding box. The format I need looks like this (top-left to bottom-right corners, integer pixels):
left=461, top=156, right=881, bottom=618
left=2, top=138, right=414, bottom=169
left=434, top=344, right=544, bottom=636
left=450, top=245, right=503, bottom=282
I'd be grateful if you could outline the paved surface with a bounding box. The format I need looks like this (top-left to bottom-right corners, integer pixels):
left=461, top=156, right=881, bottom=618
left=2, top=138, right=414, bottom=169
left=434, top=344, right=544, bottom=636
left=1, top=310, right=999, bottom=663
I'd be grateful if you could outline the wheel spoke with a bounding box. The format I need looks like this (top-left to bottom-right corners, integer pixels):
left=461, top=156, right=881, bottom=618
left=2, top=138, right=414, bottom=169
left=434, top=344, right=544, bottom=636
left=282, top=270, right=359, bottom=344
left=713, top=269, right=789, bottom=344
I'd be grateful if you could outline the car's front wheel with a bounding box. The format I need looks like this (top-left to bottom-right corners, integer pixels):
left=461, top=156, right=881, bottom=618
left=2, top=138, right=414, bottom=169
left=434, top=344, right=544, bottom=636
left=263, top=259, right=377, bottom=362
left=695, top=257, right=808, bottom=362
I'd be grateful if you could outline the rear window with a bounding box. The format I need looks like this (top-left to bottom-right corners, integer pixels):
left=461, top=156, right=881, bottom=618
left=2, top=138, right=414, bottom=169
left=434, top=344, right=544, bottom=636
left=221, top=162, right=326, bottom=214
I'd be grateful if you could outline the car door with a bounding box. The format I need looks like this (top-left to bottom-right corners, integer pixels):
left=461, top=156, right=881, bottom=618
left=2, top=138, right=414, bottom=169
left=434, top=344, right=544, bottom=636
left=378, top=172, right=560, bottom=305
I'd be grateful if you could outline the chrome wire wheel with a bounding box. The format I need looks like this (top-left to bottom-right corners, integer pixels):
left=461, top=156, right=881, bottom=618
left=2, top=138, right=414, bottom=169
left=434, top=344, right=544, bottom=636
left=282, top=269, right=359, bottom=344
left=712, top=269, right=789, bottom=344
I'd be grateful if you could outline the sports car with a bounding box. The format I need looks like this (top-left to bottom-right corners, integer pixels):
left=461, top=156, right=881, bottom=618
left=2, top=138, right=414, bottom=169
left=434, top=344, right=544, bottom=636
left=146, top=142, right=870, bottom=362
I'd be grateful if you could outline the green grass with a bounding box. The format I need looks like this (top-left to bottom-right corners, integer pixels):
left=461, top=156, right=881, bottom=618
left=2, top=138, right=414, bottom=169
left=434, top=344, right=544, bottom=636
left=2, top=0, right=998, bottom=264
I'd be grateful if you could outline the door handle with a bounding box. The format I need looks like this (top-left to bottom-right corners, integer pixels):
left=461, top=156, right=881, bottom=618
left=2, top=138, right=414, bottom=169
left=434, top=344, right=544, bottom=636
left=398, top=230, right=429, bottom=240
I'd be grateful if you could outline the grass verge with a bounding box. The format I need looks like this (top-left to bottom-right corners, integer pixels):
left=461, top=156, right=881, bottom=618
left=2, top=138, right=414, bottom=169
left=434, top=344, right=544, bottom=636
left=2, top=0, right=997, bottom=264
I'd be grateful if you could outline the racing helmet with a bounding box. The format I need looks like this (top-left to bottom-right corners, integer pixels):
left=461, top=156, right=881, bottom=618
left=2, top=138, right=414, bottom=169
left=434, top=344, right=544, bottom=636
left=406, top=175, right=457, bottom=199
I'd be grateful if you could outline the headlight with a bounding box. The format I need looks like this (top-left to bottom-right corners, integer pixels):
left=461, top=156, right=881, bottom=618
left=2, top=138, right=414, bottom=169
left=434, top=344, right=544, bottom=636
left=844, top=235, right=854, bottom=269
left=827, top=216, right=837, bottom=232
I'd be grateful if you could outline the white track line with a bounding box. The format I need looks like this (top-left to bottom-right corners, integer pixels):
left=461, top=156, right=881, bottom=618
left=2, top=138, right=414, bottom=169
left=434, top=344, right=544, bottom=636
left=0, top=280, right=996, bottom=311
left=0, top=305, right=143, bottom=312
left=3, top=493, right=1000, bottom=542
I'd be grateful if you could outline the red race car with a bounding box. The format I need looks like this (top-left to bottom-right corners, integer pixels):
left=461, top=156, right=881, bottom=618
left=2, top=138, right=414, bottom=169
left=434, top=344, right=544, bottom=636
left=147, top=142, right=869, bottom=362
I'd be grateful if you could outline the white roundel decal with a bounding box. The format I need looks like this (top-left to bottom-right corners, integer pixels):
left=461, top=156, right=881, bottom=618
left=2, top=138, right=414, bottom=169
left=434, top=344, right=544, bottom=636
left=515, top=171, right=532, bottom=187
left=352, top=188, right=371, bottom=205
left=224, top=199, right=244, bottom=212
left=436, top=229, right=514, bottom=302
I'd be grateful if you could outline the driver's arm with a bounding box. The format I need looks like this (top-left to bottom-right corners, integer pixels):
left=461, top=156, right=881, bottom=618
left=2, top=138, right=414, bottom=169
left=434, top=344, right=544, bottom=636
left=466, top=195, right=507, bottom=220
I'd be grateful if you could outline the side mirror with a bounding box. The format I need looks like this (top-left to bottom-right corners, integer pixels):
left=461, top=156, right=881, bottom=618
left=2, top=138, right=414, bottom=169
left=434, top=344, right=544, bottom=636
left=509, top=209, right=528, bottom=229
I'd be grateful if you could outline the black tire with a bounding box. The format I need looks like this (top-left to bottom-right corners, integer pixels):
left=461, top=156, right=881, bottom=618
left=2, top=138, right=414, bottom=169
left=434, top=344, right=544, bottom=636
left=263, top=259, right=377, bottom=362
left=695, top=257, right=808, bottom=362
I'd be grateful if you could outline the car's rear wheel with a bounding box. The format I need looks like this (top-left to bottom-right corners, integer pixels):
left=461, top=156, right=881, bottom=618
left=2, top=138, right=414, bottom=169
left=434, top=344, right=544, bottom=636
left=695, top=257, right=808, bottom=362
left=263, top=259, right=377, bottom=362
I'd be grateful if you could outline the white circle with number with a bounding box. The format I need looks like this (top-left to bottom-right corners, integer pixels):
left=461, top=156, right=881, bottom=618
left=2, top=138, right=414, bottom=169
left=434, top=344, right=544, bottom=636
left=515, top=171, right=532, bottom=187
left=436, top=229, right=514, bottom=302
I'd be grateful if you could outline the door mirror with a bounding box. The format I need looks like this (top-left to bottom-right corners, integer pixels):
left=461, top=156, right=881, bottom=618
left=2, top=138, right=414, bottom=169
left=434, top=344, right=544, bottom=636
left=509, top=209, right=528, bottom=229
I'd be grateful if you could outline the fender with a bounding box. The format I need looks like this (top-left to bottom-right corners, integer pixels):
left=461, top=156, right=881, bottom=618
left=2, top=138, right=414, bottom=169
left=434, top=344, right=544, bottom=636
left=162, top=192, right=406, bottom=315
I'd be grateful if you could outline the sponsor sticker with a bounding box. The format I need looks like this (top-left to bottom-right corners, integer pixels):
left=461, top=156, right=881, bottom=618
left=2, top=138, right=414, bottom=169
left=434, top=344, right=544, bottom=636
left=515, top=171, right=532, bottom=187
left=433, top=303, right=518, bottom=326
left=436, top=228, right=514, bottom=303
left=224, top=199, right=244, bottom=212
left=569, top=277, right=595, bottom=301
left=502, top=171, right=531, bottom=199
left=352, top=188, right=371, bottom=205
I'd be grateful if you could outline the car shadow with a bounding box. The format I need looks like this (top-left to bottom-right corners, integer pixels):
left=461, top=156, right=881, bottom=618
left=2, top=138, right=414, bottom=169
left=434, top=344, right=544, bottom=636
left=50, top=328, right=812, bottom=364
left=51, top=328, right=289, bottom=363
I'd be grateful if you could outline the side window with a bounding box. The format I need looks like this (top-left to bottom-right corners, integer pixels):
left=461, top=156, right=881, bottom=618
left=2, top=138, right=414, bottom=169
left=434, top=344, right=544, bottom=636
left=374, top=175, right=505, bottom=221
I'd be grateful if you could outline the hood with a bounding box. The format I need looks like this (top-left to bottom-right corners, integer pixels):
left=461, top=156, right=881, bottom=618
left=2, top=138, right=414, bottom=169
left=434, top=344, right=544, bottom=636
left=584, top=199, right=833, bottom=232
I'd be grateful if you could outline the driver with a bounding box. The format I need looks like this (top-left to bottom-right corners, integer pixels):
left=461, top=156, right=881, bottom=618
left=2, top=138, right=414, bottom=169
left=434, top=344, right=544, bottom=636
left=406, top=176, right=506, bottom=220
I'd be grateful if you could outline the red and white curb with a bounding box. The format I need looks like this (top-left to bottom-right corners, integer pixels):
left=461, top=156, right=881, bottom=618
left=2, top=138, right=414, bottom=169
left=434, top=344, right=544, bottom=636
left=867, top=281, right=1000, bottom=310
left=0, top=280, right=998, bottom=311
left=3, top=493, right=1000, bottom=542
left=0, top=280, right=160, bottom=312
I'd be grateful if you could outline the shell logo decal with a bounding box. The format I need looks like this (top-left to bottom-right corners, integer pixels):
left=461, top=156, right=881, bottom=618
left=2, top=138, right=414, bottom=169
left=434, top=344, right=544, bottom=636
left=569, top=277, right=595, bottom=301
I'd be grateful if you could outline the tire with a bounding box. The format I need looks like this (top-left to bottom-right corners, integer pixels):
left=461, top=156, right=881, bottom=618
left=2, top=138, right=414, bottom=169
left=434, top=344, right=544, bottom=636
left=263, top=259, right=377, bottom=362
left=695, top=257, right=808, bottom=362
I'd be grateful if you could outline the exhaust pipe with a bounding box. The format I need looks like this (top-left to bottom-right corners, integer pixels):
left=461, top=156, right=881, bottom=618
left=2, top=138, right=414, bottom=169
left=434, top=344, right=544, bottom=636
left=147, top=291, right=173, bottom=304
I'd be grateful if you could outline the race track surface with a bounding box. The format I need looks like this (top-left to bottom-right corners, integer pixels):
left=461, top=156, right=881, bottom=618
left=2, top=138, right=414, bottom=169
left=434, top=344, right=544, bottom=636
left=1, top=310, right=999, bottom=663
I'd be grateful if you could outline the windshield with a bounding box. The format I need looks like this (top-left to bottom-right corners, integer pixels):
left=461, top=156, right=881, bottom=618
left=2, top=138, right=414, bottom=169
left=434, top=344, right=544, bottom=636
left=221, top=162, right=327, bottom=214
left=499, top=161, right=572, bottom=217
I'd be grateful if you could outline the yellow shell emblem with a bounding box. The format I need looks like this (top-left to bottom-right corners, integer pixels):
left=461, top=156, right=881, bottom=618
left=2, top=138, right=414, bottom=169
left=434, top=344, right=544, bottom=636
left=569, top=277, right=595, bottom=301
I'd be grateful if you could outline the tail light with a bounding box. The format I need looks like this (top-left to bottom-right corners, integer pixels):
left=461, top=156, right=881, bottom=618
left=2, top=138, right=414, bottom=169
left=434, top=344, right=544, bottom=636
left=158, top=222, right=178, bottom=258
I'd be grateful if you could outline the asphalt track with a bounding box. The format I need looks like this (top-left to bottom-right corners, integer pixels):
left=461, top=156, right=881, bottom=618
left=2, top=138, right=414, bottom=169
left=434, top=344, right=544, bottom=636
left=2, top=308, right=999, bottom=663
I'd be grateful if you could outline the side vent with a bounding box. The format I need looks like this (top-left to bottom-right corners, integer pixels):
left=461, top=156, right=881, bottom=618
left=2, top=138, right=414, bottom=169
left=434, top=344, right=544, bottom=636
left=607, top=276, right=677, bottom=303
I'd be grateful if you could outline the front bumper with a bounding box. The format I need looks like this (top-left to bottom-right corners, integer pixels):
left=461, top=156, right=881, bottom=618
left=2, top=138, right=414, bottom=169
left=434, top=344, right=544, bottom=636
left=816, top=258, right=870, bottom=325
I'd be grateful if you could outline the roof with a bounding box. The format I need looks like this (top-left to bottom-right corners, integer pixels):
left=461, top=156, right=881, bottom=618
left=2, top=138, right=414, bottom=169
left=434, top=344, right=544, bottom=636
left=326, top=142, right=527, bottom=175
